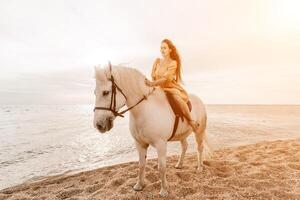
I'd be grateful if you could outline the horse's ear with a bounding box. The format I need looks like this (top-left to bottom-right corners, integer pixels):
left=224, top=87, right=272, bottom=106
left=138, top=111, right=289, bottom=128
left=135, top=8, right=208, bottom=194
left=93, top=65, right=99, bottom=79
left=108, top=61, right=112, bottom=73
left=107, top=61, right=113, bottom=79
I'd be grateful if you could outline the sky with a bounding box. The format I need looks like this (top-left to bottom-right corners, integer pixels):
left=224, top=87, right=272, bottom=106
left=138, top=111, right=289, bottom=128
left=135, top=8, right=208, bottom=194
left=0, top=0, right=300, bottom=104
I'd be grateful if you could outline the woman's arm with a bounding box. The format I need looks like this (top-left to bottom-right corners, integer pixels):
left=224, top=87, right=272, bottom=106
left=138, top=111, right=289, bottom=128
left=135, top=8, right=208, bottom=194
left=162, top=61, right=177, bottom=81
left=146, top=61, right=177, bottom=87
left=151, top=58, right=159, bottom=81
left=145, top=77, right=167, bottom=87
left=146, top=58, right=160, bottom=87
left=151, top=77, right=168, bottom=86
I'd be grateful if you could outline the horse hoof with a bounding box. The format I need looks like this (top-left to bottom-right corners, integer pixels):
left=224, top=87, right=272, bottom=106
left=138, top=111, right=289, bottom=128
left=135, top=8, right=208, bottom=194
left=197, top=166, right=204, bottom=171
left=175, top=164, right=182, bottom=169
left=133, top=183, right=144, bottom=191
left=159, top=189, right=168, bottom=197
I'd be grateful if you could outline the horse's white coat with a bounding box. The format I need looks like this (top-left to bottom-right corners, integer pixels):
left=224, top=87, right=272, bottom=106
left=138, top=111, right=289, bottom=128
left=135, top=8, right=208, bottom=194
left=94, top=65, right=209, bottom=196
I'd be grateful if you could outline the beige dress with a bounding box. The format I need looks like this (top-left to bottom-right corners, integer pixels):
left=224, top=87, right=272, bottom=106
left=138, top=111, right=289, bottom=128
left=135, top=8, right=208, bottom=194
left=151, top=58, right=189, bottom=103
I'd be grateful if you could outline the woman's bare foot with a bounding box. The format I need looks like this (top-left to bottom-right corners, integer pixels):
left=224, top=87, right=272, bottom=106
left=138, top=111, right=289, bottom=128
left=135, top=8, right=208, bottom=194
left=189, top=120, right=200, bottom=131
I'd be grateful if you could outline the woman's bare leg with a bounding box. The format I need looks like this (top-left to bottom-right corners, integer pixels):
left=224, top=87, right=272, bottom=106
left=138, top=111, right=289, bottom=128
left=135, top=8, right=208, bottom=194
left=172, top=94, right=199, bottom=131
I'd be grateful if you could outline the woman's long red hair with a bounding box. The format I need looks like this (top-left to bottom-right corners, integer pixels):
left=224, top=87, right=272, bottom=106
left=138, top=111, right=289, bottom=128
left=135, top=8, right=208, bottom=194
left=162, top=39, right=183, bottom=84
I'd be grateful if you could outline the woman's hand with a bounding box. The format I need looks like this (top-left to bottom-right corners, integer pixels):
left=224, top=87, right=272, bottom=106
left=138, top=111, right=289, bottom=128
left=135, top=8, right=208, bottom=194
left=145, top=78, right=168, bottom=87
left=145, top=79, right=155, bottom=87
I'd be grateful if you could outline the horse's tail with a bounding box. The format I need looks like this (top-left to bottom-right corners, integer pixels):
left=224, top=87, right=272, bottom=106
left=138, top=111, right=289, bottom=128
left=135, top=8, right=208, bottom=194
left=202, top=130, right=213, bottom=160
left=199, top=115, right=213, bottom=160
left=189, top=93, right=213, bottom=160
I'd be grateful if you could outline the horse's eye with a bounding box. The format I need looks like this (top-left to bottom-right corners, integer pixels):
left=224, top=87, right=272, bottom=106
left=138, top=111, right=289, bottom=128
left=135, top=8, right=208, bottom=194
left=102, top=90, right=110, bottom=96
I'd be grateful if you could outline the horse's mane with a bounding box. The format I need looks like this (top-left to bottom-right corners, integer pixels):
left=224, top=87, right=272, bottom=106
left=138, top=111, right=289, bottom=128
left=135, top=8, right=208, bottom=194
left=95, top=65, right=157, bottom=99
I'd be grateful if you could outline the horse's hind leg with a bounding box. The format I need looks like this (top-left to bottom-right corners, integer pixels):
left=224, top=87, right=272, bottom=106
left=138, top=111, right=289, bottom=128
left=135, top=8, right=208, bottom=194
left=175, top=138, right=188, bottom=169
left=194, top=130, right=205, bottom=171
left=133, top=141, right=148, bottom=191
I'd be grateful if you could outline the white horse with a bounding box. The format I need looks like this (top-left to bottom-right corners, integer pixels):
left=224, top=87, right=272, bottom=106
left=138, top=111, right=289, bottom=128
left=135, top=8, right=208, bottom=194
left=93, top=64, right=210, bottom=196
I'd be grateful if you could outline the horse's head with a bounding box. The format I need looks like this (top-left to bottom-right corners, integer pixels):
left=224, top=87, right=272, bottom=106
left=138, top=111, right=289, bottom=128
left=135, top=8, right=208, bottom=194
left=93, top=64, right=127, bottom=133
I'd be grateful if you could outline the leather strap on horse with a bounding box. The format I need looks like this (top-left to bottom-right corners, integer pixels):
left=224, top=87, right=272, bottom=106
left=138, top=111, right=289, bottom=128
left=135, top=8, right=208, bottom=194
left=117, top=93, right=153, bottom=116
left=165, top=91, right=192, bottom=141
left=94, top=74, right=128, bottom=117
left=94, top=62, right=156, bottom=118
left=94, top=75, right=155, bottom=117
left=168, top=115, right=179, bottom=141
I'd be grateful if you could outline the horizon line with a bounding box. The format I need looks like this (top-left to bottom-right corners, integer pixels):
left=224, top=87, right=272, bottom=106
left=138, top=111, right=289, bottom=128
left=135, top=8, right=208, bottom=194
left=1, top=104, right=299, bottom=106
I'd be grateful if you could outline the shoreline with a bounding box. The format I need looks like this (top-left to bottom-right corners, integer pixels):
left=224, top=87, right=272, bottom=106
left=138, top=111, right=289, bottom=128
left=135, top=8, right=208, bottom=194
left=1, top=138, right=299, bottom=200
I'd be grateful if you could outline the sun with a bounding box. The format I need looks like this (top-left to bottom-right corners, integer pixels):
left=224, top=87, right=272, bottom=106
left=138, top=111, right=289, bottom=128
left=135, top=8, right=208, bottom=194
left=267, top=0, right=300, bottom=33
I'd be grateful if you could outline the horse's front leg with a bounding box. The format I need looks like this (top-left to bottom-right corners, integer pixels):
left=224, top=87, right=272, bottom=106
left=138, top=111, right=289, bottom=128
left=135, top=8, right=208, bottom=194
left=156, top=141, right=168, bottom=197
left=133, top=141, right=148, bottom=191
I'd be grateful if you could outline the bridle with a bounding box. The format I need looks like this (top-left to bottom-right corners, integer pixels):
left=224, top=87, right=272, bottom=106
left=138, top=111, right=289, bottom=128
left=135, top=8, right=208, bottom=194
left=93, top=62, right=155, bottom=118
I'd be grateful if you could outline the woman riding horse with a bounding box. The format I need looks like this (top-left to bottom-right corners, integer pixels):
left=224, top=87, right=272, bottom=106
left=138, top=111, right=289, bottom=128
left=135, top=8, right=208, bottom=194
left=145, top=39, right=199, bottom=131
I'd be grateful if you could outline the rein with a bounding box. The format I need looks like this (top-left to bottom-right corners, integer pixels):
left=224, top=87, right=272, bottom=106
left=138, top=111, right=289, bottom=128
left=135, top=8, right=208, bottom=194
left=93, top=63, right=155, bottom=118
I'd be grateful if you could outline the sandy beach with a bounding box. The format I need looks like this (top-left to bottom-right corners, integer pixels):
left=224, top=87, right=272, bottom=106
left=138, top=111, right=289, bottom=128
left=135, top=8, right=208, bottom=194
left=0, top=105, right=299, bottom=199
left=0, top=139, right=299, bottom=200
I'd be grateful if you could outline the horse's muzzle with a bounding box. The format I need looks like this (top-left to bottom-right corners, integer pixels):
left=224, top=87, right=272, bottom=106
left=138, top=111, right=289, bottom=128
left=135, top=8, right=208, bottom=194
left=95, top=117, right=114, bottom=133
left=96, top=123, right=106, bottom=133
